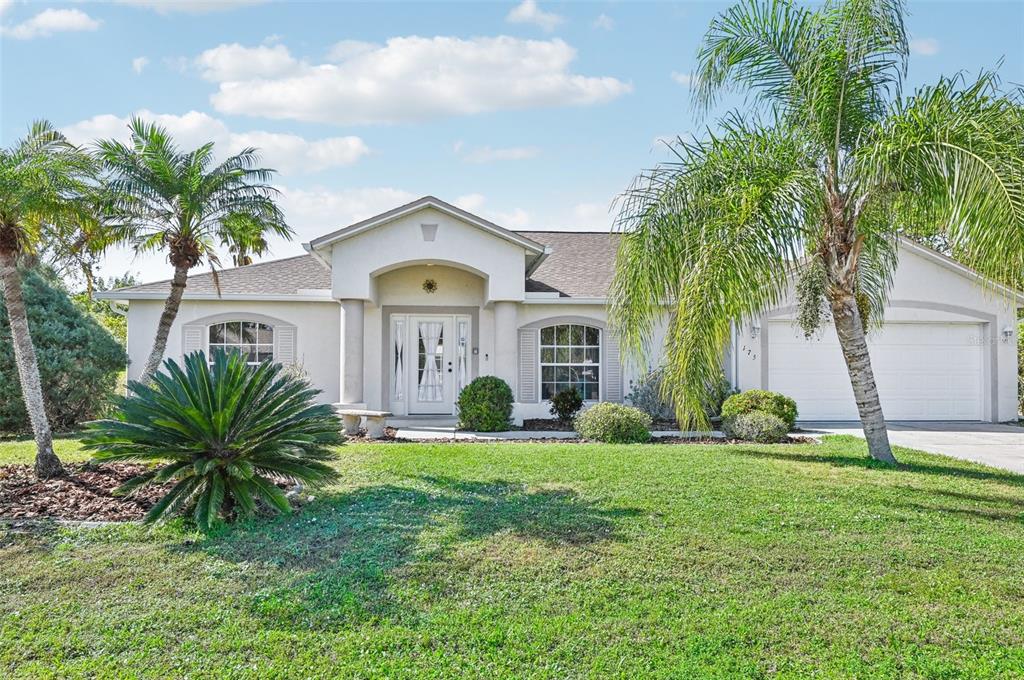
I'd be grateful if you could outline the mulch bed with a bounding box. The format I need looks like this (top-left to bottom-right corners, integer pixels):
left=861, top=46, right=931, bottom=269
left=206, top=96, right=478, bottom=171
left=0, top=463, right=167, bottom=522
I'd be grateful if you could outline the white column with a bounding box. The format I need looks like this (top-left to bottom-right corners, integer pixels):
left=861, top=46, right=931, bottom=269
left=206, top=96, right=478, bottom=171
left=493, top=301, right=518, bottom=391
left=339, top=299, right=364, bottom=406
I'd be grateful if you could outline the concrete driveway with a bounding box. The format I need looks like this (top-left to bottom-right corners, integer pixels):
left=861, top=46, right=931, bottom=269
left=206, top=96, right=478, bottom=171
left=804, top=421, right=1024, bottom=474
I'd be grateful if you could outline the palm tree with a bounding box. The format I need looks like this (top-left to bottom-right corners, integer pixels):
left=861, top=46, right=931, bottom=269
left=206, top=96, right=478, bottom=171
left=610, top=0, right=1024, bottom=463
left=220, top=213, right=270, bottom=267
left=97, top=118, right=292, bottom=382
left=0, top=121, right=98, bottom=478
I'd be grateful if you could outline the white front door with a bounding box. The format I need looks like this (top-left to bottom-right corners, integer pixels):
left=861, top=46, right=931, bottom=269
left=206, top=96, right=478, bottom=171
left=409, top=316, right=455, bottom=414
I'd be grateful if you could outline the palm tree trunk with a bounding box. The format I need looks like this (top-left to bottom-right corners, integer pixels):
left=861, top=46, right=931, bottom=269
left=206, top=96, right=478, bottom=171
left=829, top=292, right=896, bottom=463
left=139, top=264, right=189, bottom=383
left=0, top=249, right=64, bottom=478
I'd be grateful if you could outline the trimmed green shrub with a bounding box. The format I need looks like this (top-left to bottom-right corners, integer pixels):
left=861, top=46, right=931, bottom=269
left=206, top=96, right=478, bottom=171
left=574, top=402, right=652, bottom=443
left=721, top=390, right=798, bottom=430
left=549, top=387, right=584, bottom=424
left=457, top=376, right=514, bottom=432
left=0, top=270, right=126, bottom=433
left=723, top=410, right=789, bottom=443
left=83, top=350, right=344, bottom=530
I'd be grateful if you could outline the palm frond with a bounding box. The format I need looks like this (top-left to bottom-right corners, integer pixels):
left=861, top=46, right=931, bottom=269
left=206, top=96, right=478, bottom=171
left=611, top=119, right=818, bottom=429
left=83, top=350, right=345, bottom=530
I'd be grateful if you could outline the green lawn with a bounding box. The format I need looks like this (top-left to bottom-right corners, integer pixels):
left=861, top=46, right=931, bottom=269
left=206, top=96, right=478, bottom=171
left=2, top=437, right=1024, bottom=678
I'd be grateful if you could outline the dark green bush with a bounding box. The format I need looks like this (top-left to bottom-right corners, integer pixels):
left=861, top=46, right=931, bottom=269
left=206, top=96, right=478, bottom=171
left=83, top=350, right=344, bottom=530
left=574, top=402, right=652, bottom=443
left=549, top=387, right=584, bottom=424
left=723, top=410, right=789, bottom=443
left=721, top=390, right=798, bottom=430
left=456, top=376, right=514, bottom=432
left=0, top=270, right=126, bottom=433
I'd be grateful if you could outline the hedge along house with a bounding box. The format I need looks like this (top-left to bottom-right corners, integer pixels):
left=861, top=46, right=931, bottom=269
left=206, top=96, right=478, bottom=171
left=100, top=195, right=1023, bottom=424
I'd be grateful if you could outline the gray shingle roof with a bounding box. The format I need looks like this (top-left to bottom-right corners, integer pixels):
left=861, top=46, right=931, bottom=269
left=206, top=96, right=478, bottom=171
left=104, top=232, right=620, bottom=299
left=105, top=254, right=331, bottom=297
left=521, top=231, right=620, bottom=298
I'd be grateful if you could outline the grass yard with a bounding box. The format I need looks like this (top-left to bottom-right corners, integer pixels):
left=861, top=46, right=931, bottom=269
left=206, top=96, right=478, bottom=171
left=2, top=436, right=1024, bottom=678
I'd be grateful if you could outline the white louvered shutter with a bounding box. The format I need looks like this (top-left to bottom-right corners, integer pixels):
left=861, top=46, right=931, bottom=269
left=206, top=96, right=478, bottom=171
left=276, top=326, right=296, bottom=365
left=604, top=332, right=623, bottom=402
left=517, top=328, right=538, bottom=403
left=182, top=325, right=204, bottom=359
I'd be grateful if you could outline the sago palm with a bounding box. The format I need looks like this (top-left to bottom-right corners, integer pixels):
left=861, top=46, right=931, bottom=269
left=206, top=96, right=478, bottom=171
left=610, top=0, right=1024, bottom=463
left=97, top=118, right=292, bottom=382
left=0, top=121, right=98, bottom=478
left=83, top=350, right=344, bottom=530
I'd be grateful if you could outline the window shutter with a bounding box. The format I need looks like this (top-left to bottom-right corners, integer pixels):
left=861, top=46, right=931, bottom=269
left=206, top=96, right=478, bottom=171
left=517, top=328, right=538, bottom=403
left=604, top=332, right=623, bottom=402
left=276, top=326, right=297, bottom=365
left=182, top=325, right=204, bottom=358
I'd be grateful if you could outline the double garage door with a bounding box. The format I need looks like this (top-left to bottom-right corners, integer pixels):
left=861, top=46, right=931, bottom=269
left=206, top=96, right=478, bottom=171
left=767, top=321, right=984, bottom=421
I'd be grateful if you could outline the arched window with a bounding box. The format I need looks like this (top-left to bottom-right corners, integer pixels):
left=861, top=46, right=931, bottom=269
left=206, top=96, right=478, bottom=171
left=208, top=321, right=274, bottom=365
left=540, top=323, right=600, bottom=400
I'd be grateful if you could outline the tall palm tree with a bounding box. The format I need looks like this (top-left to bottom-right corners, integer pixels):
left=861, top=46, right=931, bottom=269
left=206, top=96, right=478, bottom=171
left=97, top=118, right=292, bottom=382
left=610, top=0, right=1024, bottom=463
left=0, top=121, right=98, bottom=478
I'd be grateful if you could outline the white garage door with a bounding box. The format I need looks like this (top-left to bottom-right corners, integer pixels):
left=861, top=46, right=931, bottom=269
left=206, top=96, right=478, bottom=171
left=767, top=321, right=984, bottom=421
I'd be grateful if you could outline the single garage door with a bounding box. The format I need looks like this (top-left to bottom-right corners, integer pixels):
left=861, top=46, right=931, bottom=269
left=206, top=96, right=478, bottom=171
left=767, top=321, right=984, bottom=421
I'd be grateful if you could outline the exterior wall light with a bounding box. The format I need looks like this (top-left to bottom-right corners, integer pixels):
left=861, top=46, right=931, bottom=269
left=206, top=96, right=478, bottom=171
left=751, top=323, right=761, bottom=339
left=1001, top=325, right=1015, bottom=343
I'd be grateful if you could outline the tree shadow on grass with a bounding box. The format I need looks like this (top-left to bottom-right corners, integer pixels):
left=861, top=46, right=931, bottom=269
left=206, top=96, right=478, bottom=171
left=179, top=477, right=641, bottom=629
left=734, top=445, right=1024, bottom=523
left=734, top=445, right=1024, bottom=490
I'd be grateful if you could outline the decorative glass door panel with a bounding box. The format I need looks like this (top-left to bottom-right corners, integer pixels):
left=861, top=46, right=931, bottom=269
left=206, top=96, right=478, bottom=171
left=408, top=316, right=455, bottom=414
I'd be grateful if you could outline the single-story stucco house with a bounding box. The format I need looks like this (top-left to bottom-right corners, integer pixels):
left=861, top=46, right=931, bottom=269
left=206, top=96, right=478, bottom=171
left=100, top=195, right=1023, bottom=423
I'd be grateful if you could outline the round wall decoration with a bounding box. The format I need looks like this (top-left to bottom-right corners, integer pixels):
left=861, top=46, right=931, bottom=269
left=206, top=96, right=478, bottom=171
left=422, top=278, right=438, bottom=294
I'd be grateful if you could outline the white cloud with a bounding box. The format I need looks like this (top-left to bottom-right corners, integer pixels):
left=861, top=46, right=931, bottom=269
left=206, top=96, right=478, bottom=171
left=592, top=14, right=614, bottom=31
left=0, top=1, right=12, bottom=19
left=195, top=42, right=299, bottom=81
left=670, top=71, right=700, bottom=88
left=326, top=39, right=378, bottom=61
left=94, top=185, right=416, bottom=283
left=3, top=8, right=100, bottom=39
left=453, top=193, right=531, bottom=229
left=454, top=142, right=540, bottom=163
left=910, top=37, right=939, bottom=56
left=114, top=0, right=266, bottom=14
left=62, top=110, right=370, bottom=174
left=131, top=56, right=150, bottom=74
left=506, top=0, right=563, bottom=32
left=202, top=36, right=631, bottom=125
left=277, top=186, right=419, bottom=242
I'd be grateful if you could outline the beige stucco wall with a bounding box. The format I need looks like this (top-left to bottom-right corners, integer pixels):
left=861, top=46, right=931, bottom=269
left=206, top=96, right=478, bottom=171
left=125, top=299, right=341, bottom=403
left=330, top=207, right=530, bottom=302
left=734, top=244, right=1020, bottom=421
left=120, top=239, right=1019, bottom=423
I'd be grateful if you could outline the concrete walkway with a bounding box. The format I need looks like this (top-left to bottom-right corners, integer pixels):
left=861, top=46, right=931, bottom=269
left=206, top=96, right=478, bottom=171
left=392, top=426, right=723, bottom=441
left=804, top=421, right=1024, bottom=474
left=387, top=418, right=722, bottom=441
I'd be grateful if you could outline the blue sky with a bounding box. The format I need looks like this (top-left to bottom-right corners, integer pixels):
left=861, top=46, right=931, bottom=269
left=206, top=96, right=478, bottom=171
left=2, top=0, right=1022, bottom=283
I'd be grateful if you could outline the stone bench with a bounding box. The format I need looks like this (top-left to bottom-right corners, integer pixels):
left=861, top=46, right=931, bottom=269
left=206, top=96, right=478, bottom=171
left=334, top=408, right=393, bottom=439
